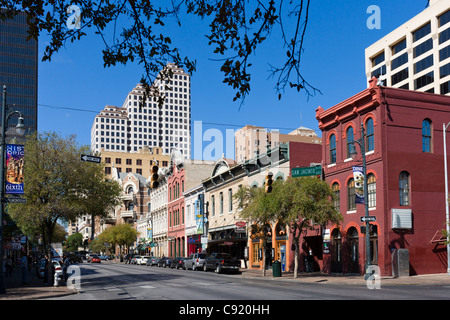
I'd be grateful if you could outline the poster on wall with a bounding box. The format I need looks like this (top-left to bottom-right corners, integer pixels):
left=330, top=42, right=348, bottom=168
left=352, top=166, right=364, bottom=204
left=195, top=198, right=203, bottom=234
left=5, top=144, right=24, bottom=194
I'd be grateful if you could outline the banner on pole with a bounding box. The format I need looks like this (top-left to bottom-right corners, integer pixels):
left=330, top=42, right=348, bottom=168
left=6, top=144, right=24, bottom=194
left=353, top=166, right=364, bottom=204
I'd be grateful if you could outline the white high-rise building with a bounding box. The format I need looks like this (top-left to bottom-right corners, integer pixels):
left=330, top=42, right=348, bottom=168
left=91, top=63, right=191, bottom=158
left=365, top=0, right=450, bottom=95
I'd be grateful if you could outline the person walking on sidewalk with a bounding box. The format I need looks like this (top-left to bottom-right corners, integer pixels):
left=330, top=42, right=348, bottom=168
left=5, top=256, right=12, bottom=277
left=20, top=254, right=28, bottom=284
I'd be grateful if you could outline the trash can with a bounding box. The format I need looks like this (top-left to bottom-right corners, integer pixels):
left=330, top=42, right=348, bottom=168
left=272, top=260, right=282, bottom=277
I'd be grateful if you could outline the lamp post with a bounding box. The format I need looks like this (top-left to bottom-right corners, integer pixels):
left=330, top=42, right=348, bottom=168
left=443, top=123, right=450, bottom=275
left=349, top=123, right=371, bottom=280
left=0, top=85, right=26, bottom=294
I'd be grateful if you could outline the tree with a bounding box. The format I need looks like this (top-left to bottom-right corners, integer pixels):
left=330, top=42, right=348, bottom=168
left=235, top=179, right=284, bottom=277
left=0, top=0, right=319, bottom=106
left=65, top=233, right=83, bottom=253
left=235, top=176, right=342, bottom=278
left=281, top=177, right=342, bottom=278
left=7, top=132, right=122, bottom=278
left=98, top=223, right=139, bottom=258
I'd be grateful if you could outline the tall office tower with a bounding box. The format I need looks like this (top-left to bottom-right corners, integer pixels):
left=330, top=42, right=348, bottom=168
left=91, top=63, right=191, bottom=158
left=0, top=11, right=38, bottom=140
left=365, top=0, right=450, bottom=95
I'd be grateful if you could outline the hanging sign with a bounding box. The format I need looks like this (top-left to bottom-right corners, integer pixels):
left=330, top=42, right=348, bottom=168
left=353, top=166, right=364, bottom=204
left=5, top=144, right=24, bottom=194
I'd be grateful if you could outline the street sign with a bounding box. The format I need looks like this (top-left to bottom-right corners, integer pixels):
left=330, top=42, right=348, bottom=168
left=291, top=165, right=321, bottom=177
left=4, top=196, right=26, bottom=203
left=360, top=216, right=376, bottom=222
left=81, top=154, right=101, bottom=163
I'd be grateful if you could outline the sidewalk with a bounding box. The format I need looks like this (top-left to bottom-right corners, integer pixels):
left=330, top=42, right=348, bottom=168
left=238, top=268, right=450, bottom=286
left=0, top=267, right=75, bottom=300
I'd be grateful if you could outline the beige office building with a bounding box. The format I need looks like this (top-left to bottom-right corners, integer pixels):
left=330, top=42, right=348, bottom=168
left=234, top=125, right=321, bottom=164
left=100, top=146, right=170, bottom=178
left=365, top=0, right=450, bottom=94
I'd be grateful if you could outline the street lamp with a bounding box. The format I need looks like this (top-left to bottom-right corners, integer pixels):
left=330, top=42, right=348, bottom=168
left=0, top=85, right=26, bottom=294
left=443, top=123, right=450, bottom=275
left=349, top=123, right=372, bottom=280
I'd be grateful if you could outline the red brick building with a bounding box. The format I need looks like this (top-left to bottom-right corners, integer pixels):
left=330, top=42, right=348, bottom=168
left=316, top=77, right=450, bottom=276
left=167, top=164, right=186, bottom=258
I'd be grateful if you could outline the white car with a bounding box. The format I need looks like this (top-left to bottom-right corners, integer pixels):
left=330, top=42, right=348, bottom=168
left=36, top=259, right=63, bottom=279
left=137, top=256, right=151, bottom=265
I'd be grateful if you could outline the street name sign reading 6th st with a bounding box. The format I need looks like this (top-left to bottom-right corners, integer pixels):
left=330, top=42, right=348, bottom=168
left=291, top=165, right=322, bottom=177
left=81, top=154, right=101, bottom=164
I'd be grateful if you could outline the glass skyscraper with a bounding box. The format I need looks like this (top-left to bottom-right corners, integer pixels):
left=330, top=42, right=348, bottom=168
left=0, top=10, right=38, bottom=141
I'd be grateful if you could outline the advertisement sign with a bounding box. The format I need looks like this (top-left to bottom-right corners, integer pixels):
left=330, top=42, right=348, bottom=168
left=352, top=166, right=364, bottom=204
left=147, top=228, right=152, bottom=242
left=195, top=194, right=204, bottom=234
left=6, top=144, right=24, bottom=194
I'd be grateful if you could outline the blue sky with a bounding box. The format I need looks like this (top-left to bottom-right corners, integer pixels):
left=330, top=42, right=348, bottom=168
left=37, top=0, right=430, bottom=160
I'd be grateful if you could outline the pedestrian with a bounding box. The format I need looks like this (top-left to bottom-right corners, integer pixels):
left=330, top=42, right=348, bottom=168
left=43, top=255, right=49, bottom=285
left=5, top=256, right=12, bottom=277
left=63, top=255, right=70, bottom=282
left=20, top=254, right=28, bottom=284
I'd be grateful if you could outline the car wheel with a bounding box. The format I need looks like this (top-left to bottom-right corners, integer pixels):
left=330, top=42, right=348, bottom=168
left=203, top=264, right=208, bottom=272
left=215, top=265, right=221, bottom=274
left=192, top=264, right=196, bottom=271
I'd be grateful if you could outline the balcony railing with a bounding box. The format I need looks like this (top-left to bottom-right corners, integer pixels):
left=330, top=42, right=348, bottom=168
left=121, top=210, right=135, bottom=219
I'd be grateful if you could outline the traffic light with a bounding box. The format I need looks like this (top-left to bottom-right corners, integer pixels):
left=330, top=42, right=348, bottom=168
left=265, top=171, right=273, bottom=193
left=150, top=165, right=159, bottom=188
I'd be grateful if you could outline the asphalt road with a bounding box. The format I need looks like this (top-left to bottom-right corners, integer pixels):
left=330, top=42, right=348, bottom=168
left=45, top=261, right=450, bottom=302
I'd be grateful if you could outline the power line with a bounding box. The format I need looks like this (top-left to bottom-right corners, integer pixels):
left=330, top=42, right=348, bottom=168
left=38, top=103, right=321, bottom=133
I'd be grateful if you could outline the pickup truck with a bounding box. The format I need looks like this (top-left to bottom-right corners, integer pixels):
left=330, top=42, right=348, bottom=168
left=203, top=253, right=240, bottom=274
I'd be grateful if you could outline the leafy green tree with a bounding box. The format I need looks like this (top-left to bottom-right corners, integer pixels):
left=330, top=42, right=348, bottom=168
left=98, top=224, right=139, bottom=258
left=0, top=0, right=318, bottom=105
left=281, top=177, right=342, bottom=278
left=7, top=132, right=121, bottom=276
left=65, top=233, right=83, bottom=253
left=236, top=176, right=342, bottom=277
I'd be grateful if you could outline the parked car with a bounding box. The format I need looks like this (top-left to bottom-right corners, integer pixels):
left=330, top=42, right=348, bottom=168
left=156, top=257, right=172, bottom=267
left=67, top=253, right=83, bottom=263
left=137, top=256, right=151, bottom=265
left=184, top=253, right=207, bottom=271
left=36, top=259, right=63, bottom=279
left=146, top=257, right=159, bottom=266
left=203, top=253, right=240, bottom=273
left=90, top=255, right=101, bottom=263
left=131, top=255, right=141, bottom=264
left=170, top=257, right=187, bottom=269
left=99, top=255, right=110, bottom=260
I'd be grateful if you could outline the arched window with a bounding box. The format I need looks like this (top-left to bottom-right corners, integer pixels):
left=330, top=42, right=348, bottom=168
left=367, top=174, right=376, bottom=208
left=365, top=118, right=374, bottom=152
left=422, top=119, right=432, bottom=152
left=346, top=126, right=354, bottom=158
left=399, top=171, right=410, bottom=206
left=330, top=134, right=337, bottom=163
left=127, top=186, right=133, bottom=194
left=332, top=183, right=340, bottom=211
left=347, top=178, right=356, bottom=211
